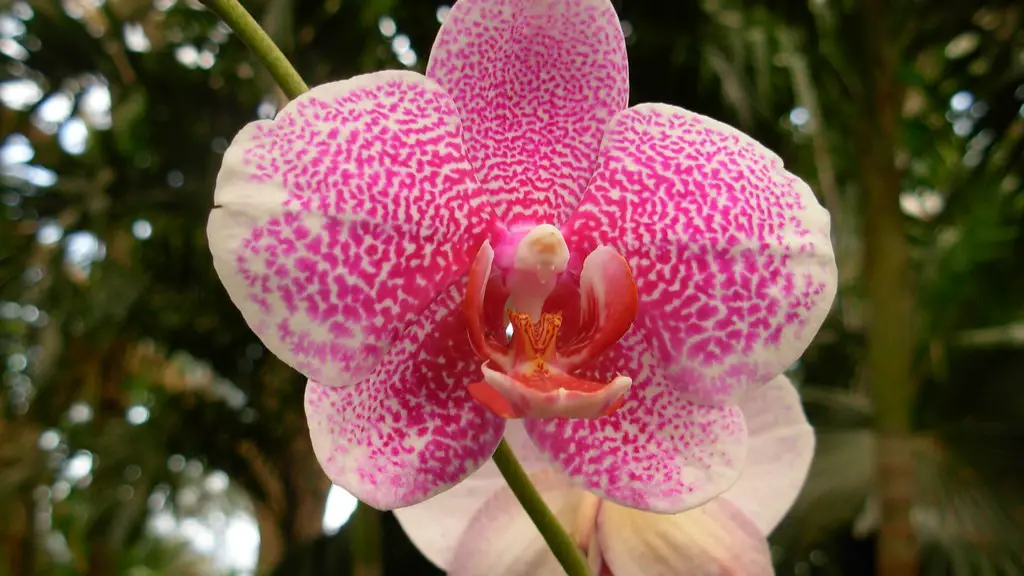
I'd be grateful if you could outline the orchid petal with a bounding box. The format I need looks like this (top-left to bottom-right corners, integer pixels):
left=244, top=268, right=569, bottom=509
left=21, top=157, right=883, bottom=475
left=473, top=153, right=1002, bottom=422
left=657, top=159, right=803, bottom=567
left=209, top=71, right=492, bottom=385
left=304, top=284, right=504, bottom=510
left=446, top=470, right=586, bottom=576
left=393, top=423, right=549, bottom=571
left=558, top=246, right=639, bottom=371
left=563, top=103, right=837, bottom=405
left=598, top=498, right=773, bottom=576
left=524, top=330, right=748, bottom=513
left=722, top=374, right=814, bottom=534
left=465, top=241, right=513, bottom=370
left=427, top=0, right=629, bottom=225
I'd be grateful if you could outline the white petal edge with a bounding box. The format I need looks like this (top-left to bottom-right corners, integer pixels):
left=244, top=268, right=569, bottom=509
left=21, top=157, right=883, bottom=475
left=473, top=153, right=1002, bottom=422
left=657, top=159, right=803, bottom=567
left=721, top=374, right=815, bottom=534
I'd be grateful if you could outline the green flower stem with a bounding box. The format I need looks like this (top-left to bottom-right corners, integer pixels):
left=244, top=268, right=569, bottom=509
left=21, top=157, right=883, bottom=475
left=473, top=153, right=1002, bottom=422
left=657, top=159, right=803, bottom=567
left=491, top=439, right=591, bottom=576
left=201, top=0, right=308, bottom=100
left=206, top=3, right=589, bottom=573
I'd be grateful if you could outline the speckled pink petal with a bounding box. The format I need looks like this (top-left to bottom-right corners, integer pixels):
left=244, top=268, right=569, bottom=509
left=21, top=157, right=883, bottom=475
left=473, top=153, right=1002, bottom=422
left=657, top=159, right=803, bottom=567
left=722, top=374, right=814, bottom=534
left=562, top=104, right=837, bottom=406
left=426, top=0, right=629, bottom=225
left=598, top=498, right=773, bottom=576
left=304, top=284, right=505, bottom=510
left=393, top=423, right=549, bottom=571
left=524, top=329, right=748, bottom=514
left=208, top=70, right=493, bottom=385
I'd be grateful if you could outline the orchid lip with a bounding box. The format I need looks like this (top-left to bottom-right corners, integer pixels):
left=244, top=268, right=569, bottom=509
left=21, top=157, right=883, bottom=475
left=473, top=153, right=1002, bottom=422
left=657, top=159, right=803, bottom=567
left=463, top=224, right=639, bottom=420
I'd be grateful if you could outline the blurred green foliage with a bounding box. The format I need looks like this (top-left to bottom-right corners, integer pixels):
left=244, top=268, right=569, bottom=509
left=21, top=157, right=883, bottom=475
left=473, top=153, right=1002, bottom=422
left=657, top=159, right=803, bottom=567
left=1, top=0, right=1023, bottom=574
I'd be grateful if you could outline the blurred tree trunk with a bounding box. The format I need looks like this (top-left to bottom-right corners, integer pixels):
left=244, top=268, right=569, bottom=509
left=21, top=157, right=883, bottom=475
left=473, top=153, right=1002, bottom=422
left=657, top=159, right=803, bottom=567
left=249, top=433, right=330, bottom=575
left=2, top=495, right=34, bottom=576
left=859, top=0, right=919, bottom=574
left=86, top=548, right=115, bottom=576
left=87, top=337, right=131, bottom=576
left=249, top=360, right=331, bottom=574
left=350, top=504, right=383, bottom=576
left=255, top=501, right=286, bottom=574
left=286, top=430, right=330, bottom=545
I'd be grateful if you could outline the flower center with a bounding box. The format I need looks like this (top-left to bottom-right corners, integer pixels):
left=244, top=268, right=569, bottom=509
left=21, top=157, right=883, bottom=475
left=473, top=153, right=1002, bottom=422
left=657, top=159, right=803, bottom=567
left=463, top=224, right=638, bottom=419
left=509, top=311, right=560, bottom=362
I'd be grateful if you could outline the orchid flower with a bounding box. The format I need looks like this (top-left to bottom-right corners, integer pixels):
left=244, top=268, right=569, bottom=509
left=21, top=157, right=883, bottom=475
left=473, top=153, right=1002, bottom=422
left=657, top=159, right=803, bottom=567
left=395, top=375, right=814, bottom=575
left=208, top=0, right=836, bottom=512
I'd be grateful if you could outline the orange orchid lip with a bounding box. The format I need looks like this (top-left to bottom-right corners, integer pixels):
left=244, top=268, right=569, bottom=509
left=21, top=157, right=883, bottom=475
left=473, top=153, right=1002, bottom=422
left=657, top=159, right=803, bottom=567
left=463, top=226, right=638, bottom=419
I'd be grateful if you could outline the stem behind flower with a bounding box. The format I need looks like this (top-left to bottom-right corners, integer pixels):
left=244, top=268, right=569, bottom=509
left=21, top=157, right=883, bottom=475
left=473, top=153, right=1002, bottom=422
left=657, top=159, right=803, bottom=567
left=201, top=0, right=308, bottom=100
left=491, top=439, right=592, bottom=576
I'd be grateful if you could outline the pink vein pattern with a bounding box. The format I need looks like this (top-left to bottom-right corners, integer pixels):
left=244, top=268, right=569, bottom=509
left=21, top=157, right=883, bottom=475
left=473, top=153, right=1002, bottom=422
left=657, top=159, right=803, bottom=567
left=562, top=104, right=837, bottom=406
left=208, top=71, right=494, bottom=385
left=524, top=329, right=748, bottom=513
left=305, top=283, right=505, bottom=509
left=427, top=0, right=629, bottom=226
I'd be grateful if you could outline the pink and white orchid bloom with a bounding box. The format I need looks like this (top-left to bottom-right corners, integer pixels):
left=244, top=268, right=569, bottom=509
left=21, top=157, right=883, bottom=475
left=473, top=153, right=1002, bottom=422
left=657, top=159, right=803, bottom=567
left=395, top=376, right=814, bottom=576
left=208, top=0, right=836, bottom=512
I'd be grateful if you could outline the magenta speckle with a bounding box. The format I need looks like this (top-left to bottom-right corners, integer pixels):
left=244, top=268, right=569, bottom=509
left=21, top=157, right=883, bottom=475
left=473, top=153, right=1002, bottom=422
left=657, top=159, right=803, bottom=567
left=526, top=328, right=748, bottom=512
left=304, top=285, right=504, bottom=509
left=210, top=71, right=494, bottom=386
left=562, top=104, right=836, bottom=406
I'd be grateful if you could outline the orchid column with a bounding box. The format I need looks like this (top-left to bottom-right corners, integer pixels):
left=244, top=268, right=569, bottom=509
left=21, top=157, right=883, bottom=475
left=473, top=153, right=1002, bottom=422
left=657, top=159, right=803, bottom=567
left=204, top=0, right=837, bottom=573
